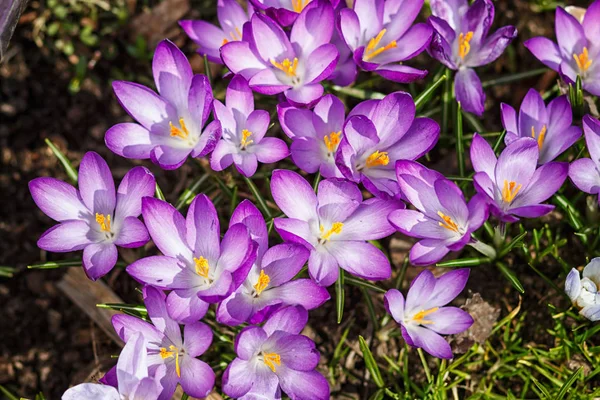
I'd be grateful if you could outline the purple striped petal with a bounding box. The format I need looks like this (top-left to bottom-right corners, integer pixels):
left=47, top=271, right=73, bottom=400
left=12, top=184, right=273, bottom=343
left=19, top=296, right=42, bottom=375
left=179, top=357, right=215, bottom=398
left=455, top=68, right=485, bottom=116
left=143, top=286, right=182, bottom=345
left=267, top=332, right=319, bottom=371
left=427, top=307, right=473, bottom=334
left=261, top=243, right=310, bottom=286
left=183, top=321, right=213, bottom=357
left=339, top=198, right=398, bottom=240
left=105, top=123, right=154, bottom=160
left=278, top=369, right=329, bottom=400
left=263, top=305, right=308, bottom=335
left=424, top=268, right=470, bottom=308
left=166, top=289, right=209, bottom=323
left=82, top=243, right=118, bottom=280
left=37, top=220, right=92, bottom=252
left=78, top=152, right=116, bottom=215
left=404, top=324, right=452, bottom=359
left=410, top=239, right=451, bottom=266
left=222, top=358, right=253, bottom=398
left=524, top=37, right=562, bottom=71
left=569, top=158, right=600, bottom=194
left=127, top=256, right=193, bottom=290
left=179, top=20, right=224, bottom=63
left=284, top=84, right=324, bottom=107
left=188, top=74, right=213, bottom=128
left=327, top=240, right=391, bottom=281
left=271, top=169, right=318, bottom=221
left=470, top=134, right=497, bottom=178
left=263, top=279, right=330, bottom=311
left=220, top=41, right=266, bottom=79
left=555, top=7, right=587, bottom=58
left=152, top=40, right=192, bottom=109
left=29, top=177, right=89, bottom=222
left=253, top=137, right=289, bottom=164
left=290, top=1, right=334, bottom=55
left=235, top=326, right=267, bottom=359
left=114, top=217, right=149, bottom=248
left=384, top=288, right=405, bottom=323
left=111, top=314, right=163, bottom=347
left=375, top=64, right=428, bottom=83
left=385, top=117, right=440, bottom=161
left=115, top=166, right=155, bottom=219
left=186, top=194, right=220, bottom=262
left=142, top=197, right=192, bottom=260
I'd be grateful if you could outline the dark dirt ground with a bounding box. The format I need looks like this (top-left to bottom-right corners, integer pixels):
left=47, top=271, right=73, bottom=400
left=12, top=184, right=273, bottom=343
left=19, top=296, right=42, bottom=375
left=0, top=0, right=596, bottom=399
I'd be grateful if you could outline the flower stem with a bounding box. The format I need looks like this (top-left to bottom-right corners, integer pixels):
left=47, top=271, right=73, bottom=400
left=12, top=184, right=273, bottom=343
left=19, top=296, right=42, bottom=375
left=417, top=348, right=432, bottom=384
left=468, top=237, right=497, bottom=259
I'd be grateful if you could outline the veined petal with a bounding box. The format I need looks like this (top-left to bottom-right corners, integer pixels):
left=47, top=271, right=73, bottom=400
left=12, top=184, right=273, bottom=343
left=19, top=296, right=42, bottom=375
left=235, top=326, right=267, bottom=359
left=470, top=134, right=497, bottom=178
left=105, top=123, right=155, bottom=160
left=271, top=169, right=318, bottom=221
left=555, top=7, right=587, bottom=59
left=113, top=217, right=149, bottom=248
left=409, top=239, right=451, bottom=266
left=166, top=289, right=210, bottom=323
left=569, top=158, right=600, bottom=194
left=384, top=288, right=405, bottom=323
left=339, top=198, right=398, bottom=240
left=263, top=304, right=308, bottom=335
left=584, top=115, right=600, bottom=168
left=115, top=166, right=155, bottom=219
left=82, top=243, right=118, bottom=281
left=78, top=152, right=116, bottom=215
left=220, top=41, right=266, bottom=79
left=226, top=74, right=254, bottom=117
left=143, top=286, right=182, bottom=346
left=251, top=13, right=294, bottom=63
left=142, top=197, right=192, bottom=260
left=524, top=37, right=562, bottom=71
left=455, top=68, right=485, bottom=116
left=29, top=177, right=89, bottom=222
left=326, top=240, right=391, bottom=281
left=424, top=268, right=470, bottom=308
left=290, top=0, right=334, bottom=55
left=179, top=356, right=215, bottom=399
left=277, top=368, right=330, bottom=400
left=222, top=358, right=254, bottom=398
left=403, top=324, right=453, bottom=359
left=37, top=220, right=92, bottom=252
left=186, top=194, right=220, bottom=263
left=308, top=247, right=339, bottom=287
left=426, top=307, right=473, bottom=335
left=179, top=20, right=225, bottom=62
left=152, top=40, right=193, bottom=110
left=183, top=321, right=213, bottom=357
left=565, top=268, right=582, bottom=303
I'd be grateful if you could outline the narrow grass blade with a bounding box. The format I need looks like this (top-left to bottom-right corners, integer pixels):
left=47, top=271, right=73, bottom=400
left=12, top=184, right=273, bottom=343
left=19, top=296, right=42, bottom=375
left=312, top=171, right=321, bottom=193
left=436, top=257, right=490, bottom=267
left=441, top=69, right=453, bottom=136
left=556, top=366, right=582, bottom=400
left=203, top=54, right=212, bottom=86
left=45, top=138, right=78, bottom=184
left=336, top=269, right=345, bottom=324
left=243, top=176, right=273, bottom=219
left=498, top=231, right=528, bottom=258
left=28, top=259, right=82, bottom=269
left=0, top=266, right=15, bottom=277
left=496, top=261, right=525, bottom=293
left=455, top=102, right=465, bottom=176
left=414, top=74, right=447, bottom=112
left=330, top=85, right=385, bottom=100
left=481, top=68, right=546, bottom=88
left=358, top=335, right=385, bottom=388
left=345, top=276, right=386, bottom=294
left=0, top=385, right=18, bottom=400
left=97, top=303, right=148, bottom=318
left=155, top=183, right=166, bottom=201
left=176, top=174, right=209, bottom=209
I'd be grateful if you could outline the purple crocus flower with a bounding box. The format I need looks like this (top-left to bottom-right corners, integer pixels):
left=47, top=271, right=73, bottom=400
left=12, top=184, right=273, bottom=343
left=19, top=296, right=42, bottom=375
left=384, top=269, right=473, bottom=359
left=388, top=161, right=489, bottom=266
left=63, top=332, right=162, bottom=400
left=222, top=305, right=330, bottom=399
left=211, top=75, right=289, bottom=177
left=525, top=1, right=600, bottom=96
left=249, top=0, right=338, bottom=26
left=179, top=0, right=253, bottom=64
left=29, top=152, right=155, bottom=281
left=271, top=170, right=398, bottom=287
left=428, top=0, right=517, bottom=116
left=335, top=91, right=440, bottom=198
left=217, top=200, right=330, bottom=326
left=501, top=89, right=581, bottom=164
left=106, top=39, right=221, bottom=170
left=569, top=115, right=600, bottom=202
left=127, top=194, right=256, bottom=323
left=470, top=134, right=568, bottom=223
left=112, top=287, right=215, bottom=400
left=330, top=19, right=358, bottom=86
left=220, top=1, right=338, bottom=106
left=338, top=0, right=432, bottom=83
left=278, top=94, right=346, bottom=179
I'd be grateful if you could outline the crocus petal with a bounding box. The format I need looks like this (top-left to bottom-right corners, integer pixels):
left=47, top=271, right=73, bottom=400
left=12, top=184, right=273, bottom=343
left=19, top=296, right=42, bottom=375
left=511, top=162, right=567, bottom=208
left=338, top=8, right=361, bottom=51
left=251, top=13, right=294, bottom=63
left=245, top=109, right=270, bottom=142
left=263, top=279, right=330, bottom=311
left=144, top=286, right=183, bottom=347
left=565, top=268, right=582, bottom=303
left=183, top=321, right=213, bottom=357
left=277, top=103, right=316, bottom=139
left=37, top=220, right=92, bottom=252
left=389, top=209, right=450, bottom=240
left=78, top=152, right=116, bottom=215
left=410, top=239, right=451, bottom=266
left=222, top=358, right=253, bottom=398
left=186, top=194, right=220, bottom=262
left=127, top=256, right=194, bottom=290
left=114, top=217, right=149, bottom=248
left=555, top=7, right=587, bottom=58
left=289, top=138, right=323, bottom=173
left=509, top=204, right=555, bottom=218
left=220, top=41, right=267, bottom=79
left=317, top=178, right=362, bottom=223
left=115, top=166, right=155, bottom=219
left=218, top=0, right=249, bottom=36
left=426, top=307, right=473, bottom=335
left=305, top=44, right=339, bottom=84
left=285, top=84, right=325, bottom=107
left=370, top=23, right=432, bottom=64
left=326, top=240, right=391, bottom=281
left=231, top=199, right=269, bottom=258
left=278, top=369, right=330, bottom=400
left=166, top=289, right=210, bottom=323
left=116, top=332, right=148, bottom=395
left=188, top=74, right=213, bottom=128
left=395, top=160, right=445, bottom=214
left=375, top=64, right=429, bottom=83
left=354, top=0, right=384, bottom=41
left=384, top=0, right=424, bottom=40
left=467, top=194, right=489, bottom=231
left=236, top=326, right=267, bottom=359
left=370, top=91, right=416, bottom=148
left=500, top=103, right=518, bottom=135
left=82, top=243, right=118, bottom=280
left=179, top=357, right=215, bottom=399
left=435, top=179, right=468, bottom=223
left=219, top=223, right=253, bottom=273
left=150, top=145, right=191, bottom=170
left=290, top=1, right=334, bottom=55
left=404, top=324, right=453, bottom=359
left=274, top=218, right=316, bottom=249
left=339, top=198, right=398, bottom=240
left=494, top=137, right=538, bottom=193
left=130, top=378, right=162, bottom=400
left=308, top=248, right=339, bottom=287
left=581, top=305, right=600, bottom=321
left=470, top=133, right=497, bottom=178
left=62, top=384, right=120, bottom=400
left=385, top=117, right=440, bottom=161
left=266, top=332, right=319, bottom=371
left=583, top=115, right=600, bottom=167
left=384, top=288, right=405, bottom=323
left=142, top=197, right=192, bottom=260
left=29, top=177, right=89, bottom=222
left=271, top=169, right=318, bottom=221
left=583, top=0, right=600, bottom=40
left=569, top=158, right=600, bottom=194
left=261, top=243, right=310, bottom=286
left=524, top=37, right=562, bottom=71
left=250, top=69, right=292, bottom=96
left=226, top=74, right=254, bottom=117
left=111, top=314, right=164, bottom=345
left=253, top=138, right=290, bottom=164
left=179, top=20, right=225, bottom=62
left=263, top=304, right=308, bottom=335
left=105, top=123, right=155, bottom=160
left=455, top=68, right=485, bottom=116
left=153, top=40, right=192, bottom=110
left=518, top=89, right=547, bottom=140
left=193, top=119, right=222, bottom=161
left=469, top=25, right=517, bottom=67
left=342, top=115, right=380, bottom=158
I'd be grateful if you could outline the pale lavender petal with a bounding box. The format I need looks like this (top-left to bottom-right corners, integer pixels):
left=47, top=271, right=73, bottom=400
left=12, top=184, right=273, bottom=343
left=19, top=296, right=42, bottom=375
left=218, top=0, right=250, bottom=40
left=250, top=69, right=291, bottom=95
left=427, top=307, right=473, bottom=334
left=220, top=41, right=266, bottom=79
left=284, top=84, right=325, bottom=107
left=524, top=37, right=562, bottom=71
left=246, top=110, right=270, bottom=142
left=143, top=286, right=182, bottom=345
left=518, top=89, right=548, bottom=140
left=326, top=240, right=391, bottom=281
left=388, top=209, right=449, bottom=240
left=179, top=20, right=226, bottom=62
left=253, top=138, right=289, bottom=164
left=384, top=288, right=405, bottom=323
left=188, top=74, right=213, bottom=127
left=274, top=218, right=316, bottom=249
left=308, top=248, right=339, bottom=287
left=127, top=256, right=194, bottom=290
left=115, top=166, right=155, bottom=219
left=500, top=103, right=518, bottom=134
left=78, top=152, right=115, bottom=215
left=166, top=289, right=209, bottom=323
left=219, top=223, right=253, bottom=273
left=581, top=305, right=600, bottom=321
left=290, top=1, right=334, bottom=55
left=82, top=243, right=118, bottom=280
left=277, top=103, right=316, bottom=139
left=209, top=140, right=235, bottom=172
left=470, top=133, right=497, bottom=178
left=251, top=13, right=294, bottom=63
left=278, top=369, right=329, bottom=400
left=105, top=123, right=154, bottom=160
left=226, top=74, right=254, bottom=117
left=263, top=304, right=308, bottom=335
left=186, top=194, right=220, bottom=262
left=153, top=40, right=192, bottom=109
left=222, top=358, right=253, bottom=398
left=455, top=68, right=485, bottom=116
left=424, top=268, right=470, bottom=308
left=369, top=23, right=432, bottom=64
left=290, top=138, right=323, bottom=173
left=150, top=145, right=191, bottom=170
left=304, top=44, right=339, bottom=84
left=469, top=25, right=517, bottom=67
left=540, top=126, right=581, bottom=164
left=339, top=198, right=398, bottom=240
left=338, top=8, right=361, bottom=51
left=410, top=239, right=451, bottom=266
left=183, top=321, right=213, bottom=357
left=565, top=268, right=581, bottom=303
left=111, top=314, right=163, bottom=346
left=404, top=324, right=453, bottom=359
left=29, top=177, right=89, bottom=222
left=235, top=326, right=267, bottom=359
left=375, top=63, right=428, bottom=83
left=261, top=243, right=310, bottom=286
left=555, top=7, right=587, bottom=58
left=114, top=217, right=149, bottom=248
left=142, top=197, right=192, bottom=259
left=62, top=384, right=120, bottom=400
left=316, top=178, right=362, bottom=223
left=179, top=357, right=215, bottom=398
left=37, top=220, right=92, bottom=252
left=569, top=158, right=600, bottom=194
left=263, top=279, right=330, bottom=310
left=271, top=169, right=318, bottom=221
left=583, top=0, right=600, bottom=40
left=354, top=0, right=384, bottom=41
left=233, top=152, right=258, bottom=177
left=343, top=115, right=380, bottom=156
left=384, top=0, right=424, bottom=40
left=385, top=117, right=440, bottom=161
left=584, top=115, right=600, bottom=167
left=267, top=332, right=319, bottom=371
left=231, top=199, right=268, bottom=258
left=494, top=138, right=539, bottom=192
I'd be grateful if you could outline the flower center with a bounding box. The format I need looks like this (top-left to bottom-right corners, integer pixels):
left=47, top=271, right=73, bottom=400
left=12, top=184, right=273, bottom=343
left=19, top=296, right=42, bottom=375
left=160, top=345, right=182, bottom=378
left=194, top=256, right=210, bottom=279
left=170, top=118, right=190, bottom=140
left=502, top=180, right=522, bottom=203
left=241, top=129, right=254, bottom=149
left=95, top=213, right=112, bottom=232
left=364, top=29, right=397, bottom=61
left=291, top=0, right=310, bottom=13
left=365, top=150, right=389, bottom=168
left=437, top=211, right=460, bottom=233
left=319, top=222, right=343, bottom=242
left=270, top=57, right=299, bottom=77
left=573, top=47, right=592, bottom=73
left=262, top=352, right=281, bottom=372
left=531, top=125, right=547, bottom=149
left=324, top=131, right=342, bottom=154
left=412, top=307, right=439, bottom=325
left=222, top=27, right=242, bottom=46
left=253, top=270, right=270, bottom=296
left=458, top=31, right=474, bottom=59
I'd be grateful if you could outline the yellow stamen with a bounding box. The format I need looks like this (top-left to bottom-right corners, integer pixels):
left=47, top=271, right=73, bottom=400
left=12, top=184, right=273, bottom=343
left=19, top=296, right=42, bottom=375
left=364, top=29, right=397, bottom=61
left=502, top=180, right=522, bottom=203
left=437, top=211, right=459, bottom=233
left=95, top=213, right=111, bottom=232
left=324, top=131, right=342, bottom=154
left=160, top=345, right=181, bottom=378
left=412, top=307, right=439, bottom=325
left=222, top=38, right=229, bottom=46
left=319, top=222, right=344, bottom=241
left=459, top=31, right=474, bottom=59
left=262, top=352, right=281, bottom=372
left=365, top=150, right=389, bottom=168
left=573, top=47, right=593, bottom=73
left=170, top=118, right=190, bottom=140
left=531, top=125, right=547, bottom=149
left=270, top=57, right=299, bottom=77
left=241, top=129, right=254, bottom=148
left=291, top=0, right=310, bottom=13
left=253, top=270, right=270, bottom=296
left=222, top=27, right=243, bottom=46
left=194, top=256, right=210, bottom=278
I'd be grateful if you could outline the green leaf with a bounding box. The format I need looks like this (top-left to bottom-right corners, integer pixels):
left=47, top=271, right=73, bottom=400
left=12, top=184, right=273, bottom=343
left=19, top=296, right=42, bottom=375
left=155, top=183, right=166, bottom=201
left=436, top=257, right=491, bottom=267
left=358, top=335, right=385, bottom=388
left=0, top=266, right=16, bottom=278
left=35, top=392, right=47, bottom=400
left=0, top=385, right=19, bottom=400
left=176, top=174, right=209, bottom=209
left=243, top=176, right=273, bottom=219
left=345, top=276, right=386, bottom=294
left=368, top=388, right=385, bottom=400
left=335, top=269, right=345, bottom=324
left=44, top=138, right=78, bottom=184
left=97, top=303, right=148, bottom=318
left=203, top=54, right=212, bottom=86
left=28, top=259, right=82, bottom=269
left=455, top=102, right=465, bottom=176
left=555, top=367, right=582, bottom=400
left=414, top=74, right=447, bottom=111
left=498, top=231, right=528, bottom=258
left=481, top=68, right=546, bottom=88
left=181, top=393, right=189, bottom=400
left=441, top=68, right=453, bottom=139
left=496, top=261, right=524, bottom=293
left=330, top=85, right=385, bottom=100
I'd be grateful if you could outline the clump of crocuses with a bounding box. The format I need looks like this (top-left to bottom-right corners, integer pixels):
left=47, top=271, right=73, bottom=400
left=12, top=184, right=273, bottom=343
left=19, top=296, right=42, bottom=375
left=385, top=269, right=473, bottom=359
left=428, top=0, right=517, bottom=115
left=566, top=258, right=600, bottom=321
left=29, top=151, right=155, bottom=280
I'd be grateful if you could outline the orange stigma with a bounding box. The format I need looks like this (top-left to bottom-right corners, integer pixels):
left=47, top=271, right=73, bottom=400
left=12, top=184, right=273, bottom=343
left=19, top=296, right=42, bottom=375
left=170, top=118, right=190, bottom=140
left=324, top=131, right=341, bottom=154
left=270, top=57, right=299, bottom=77
left=364, top=29, right=397, bottom=61
left=253, top=270, right=270, bottom=296
left=437, top=212, right=459, bottom=233
left=573, top=47, right=592, bottom=73
left=412, top=307, right=439, bottom=325
left=291, top=0, right=310, bottom=12
left=319, top=222, right=343, bottom=242
left=95, top=213, right=111, bottom=232
left=531, top=125, right=547, bottom=149
left=459, top=31, right=474, bottom=59
left=262, top=352, right=281, bottom=372
left=194, top=256, right=210, bottom=278
left=502, top=180, right=522, bottom=203
left=365, top=151, right=389, bottom=168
